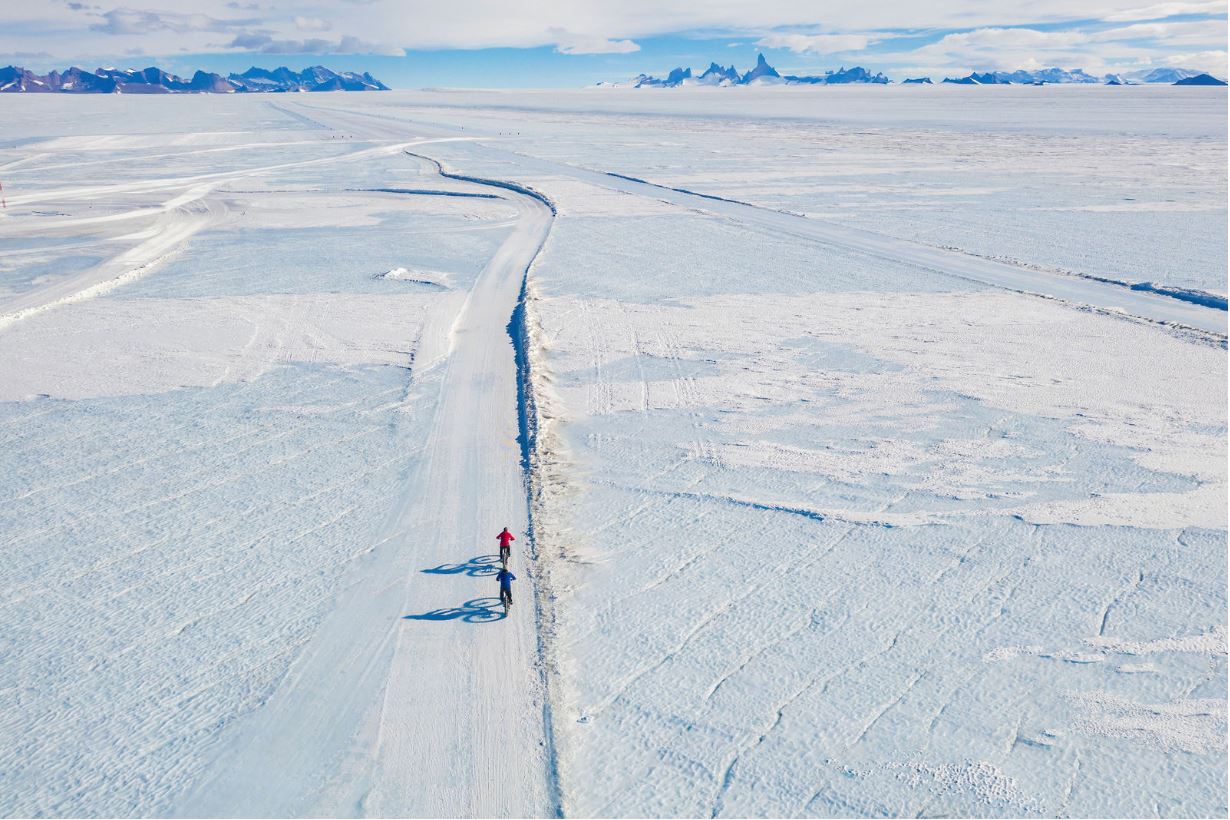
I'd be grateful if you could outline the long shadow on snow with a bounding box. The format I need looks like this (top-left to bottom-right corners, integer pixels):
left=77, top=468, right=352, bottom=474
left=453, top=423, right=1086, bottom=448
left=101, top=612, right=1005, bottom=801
left=404, top=597, right=507, bottom=623
left=422, top=554, right=502, bottom=577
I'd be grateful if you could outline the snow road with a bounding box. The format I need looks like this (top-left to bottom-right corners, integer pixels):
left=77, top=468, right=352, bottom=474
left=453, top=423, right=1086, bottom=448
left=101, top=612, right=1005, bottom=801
left=176, top=152, right=557, bottom=816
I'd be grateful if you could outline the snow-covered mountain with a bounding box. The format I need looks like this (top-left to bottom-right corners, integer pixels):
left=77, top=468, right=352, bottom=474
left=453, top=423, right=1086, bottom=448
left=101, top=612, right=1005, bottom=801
left=623, top=54, right=889, bottom=87
left=631, top=67, right=693, bottom=87
left=942, top=72, right=995, bottom=85
left=697, top=62, right=740, bottom=85
left=943, top=68, right=1100, bottom=84
left=1126, top=67, right=1203, bottom=83
left=1023, top=67, right=1101, bottom=83
left=617, top=55, right=1212, bottom=88
left=787, top=66, right=890, bottom=84
left=0, top=64, right=389, bottom=93
left=940, top=66, right=1224, bottom=85
left=228, top=65, right=389, bottom=92
left=1174, top=73, right=1228, bottom=86
left=741, top=53, right=782, bottom=84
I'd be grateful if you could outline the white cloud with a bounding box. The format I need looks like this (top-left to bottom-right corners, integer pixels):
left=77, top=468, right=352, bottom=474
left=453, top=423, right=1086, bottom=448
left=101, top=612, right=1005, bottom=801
left=904, top=27, right=1090, bottom=71
left=1104, top=1, right=1227, bottom=21
left=1164, top=49, right=1228, bottom=73
left=897, top=26, right=1164, bottom=75
left=895, top=19, right=1227, bottom=76
left=916, top=27, right=1090, bottom=53
left=89, top=7, right=245, bottom=35
left=756, top=32, right=870, bottom=54
left=548, top=28, right=640, bottom=55
left=1091, top=19, right=1227, bottom=45
left=227, top=31, right=402, bottom=55
left=294, top=16, right=330, bottom=32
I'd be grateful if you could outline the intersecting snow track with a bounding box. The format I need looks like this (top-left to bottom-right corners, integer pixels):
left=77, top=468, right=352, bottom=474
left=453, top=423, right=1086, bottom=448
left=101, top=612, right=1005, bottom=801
left=292, top=100, right=1226, bottom=337
left=178, top=113, right=559, bottom=818
left=0, top=139, right=450, bottom=331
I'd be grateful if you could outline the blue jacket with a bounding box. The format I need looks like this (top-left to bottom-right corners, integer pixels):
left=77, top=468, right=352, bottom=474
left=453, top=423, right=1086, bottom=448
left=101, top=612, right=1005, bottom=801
left=497, top=570, right=516, bottom=589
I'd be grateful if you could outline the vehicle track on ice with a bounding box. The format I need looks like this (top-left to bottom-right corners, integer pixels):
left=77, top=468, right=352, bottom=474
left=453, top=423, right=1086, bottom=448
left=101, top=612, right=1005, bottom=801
left=177, top=138, right=559, bottom=817
left=292, top=100, right=1226, bottom=338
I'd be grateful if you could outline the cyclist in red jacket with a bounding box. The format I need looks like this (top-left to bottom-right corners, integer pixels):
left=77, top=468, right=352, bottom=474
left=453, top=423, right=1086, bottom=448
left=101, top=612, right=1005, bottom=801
left=497, top=527, right=515, bottom=566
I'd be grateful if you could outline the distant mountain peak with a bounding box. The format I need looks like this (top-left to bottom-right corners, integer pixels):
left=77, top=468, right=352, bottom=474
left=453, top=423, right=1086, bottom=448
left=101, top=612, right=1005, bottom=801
left=742, top=53, right=782, bottom=84
left=621, top=54, right=893, bottom=88
left=1, top=64, right=388, bottom=94
left=698, top=62, right=740, bottom=85
left=609, top=58, right=1224, bottom=89
left=1174, top=73, right=1228, bottom=85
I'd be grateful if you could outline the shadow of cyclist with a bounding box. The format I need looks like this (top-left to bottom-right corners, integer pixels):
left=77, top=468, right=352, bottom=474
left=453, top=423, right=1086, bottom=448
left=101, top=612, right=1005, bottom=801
left=404, top=597, right=506, bottom=623
left=421, top=555, right=502, bottom=578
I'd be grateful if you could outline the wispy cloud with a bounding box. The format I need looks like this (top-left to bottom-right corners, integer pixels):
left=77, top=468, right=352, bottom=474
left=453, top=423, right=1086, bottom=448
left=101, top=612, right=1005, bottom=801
left=1103, top=0, right=1227, bottom=21
left=902, top=27, right=1091, bottom=72
left=549, top=28, right=640, bottom=55
left=1089, top=18, right=1227, bottom=44
left=293, top=16, right=330, bottom=32
left=756, top=33, right=871, bottom=55
left=1163, top=48, right=1229, bottom=73
left=227, top=31, right=402, bottom=55
left=89, top=7, right=248, bottom=35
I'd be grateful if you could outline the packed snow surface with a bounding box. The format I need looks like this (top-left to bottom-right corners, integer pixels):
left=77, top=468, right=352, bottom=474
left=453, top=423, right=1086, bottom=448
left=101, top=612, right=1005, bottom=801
left=0, top=88, right=1225, bottom=817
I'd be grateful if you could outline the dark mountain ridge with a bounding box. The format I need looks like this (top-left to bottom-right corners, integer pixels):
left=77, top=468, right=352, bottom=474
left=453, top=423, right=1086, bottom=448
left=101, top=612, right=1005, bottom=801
left=1, top=64, right=389, bottom=93
left=618, top=54, right=1224, bottom=88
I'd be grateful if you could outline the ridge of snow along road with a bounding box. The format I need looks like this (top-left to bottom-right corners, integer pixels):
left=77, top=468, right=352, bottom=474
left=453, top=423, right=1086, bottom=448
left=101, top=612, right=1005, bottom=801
left=406, top=148, right=567, bottom=815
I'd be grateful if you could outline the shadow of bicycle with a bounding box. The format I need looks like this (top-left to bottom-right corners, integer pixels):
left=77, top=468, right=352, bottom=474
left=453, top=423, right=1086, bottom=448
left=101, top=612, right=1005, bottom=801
left=421, top=555, right=502, bottom=578
left=404, top=597, right=507, bottom=623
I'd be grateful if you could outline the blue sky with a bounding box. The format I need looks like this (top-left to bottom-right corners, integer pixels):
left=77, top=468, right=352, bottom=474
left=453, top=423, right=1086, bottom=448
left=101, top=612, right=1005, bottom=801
left=2, top=1, right=1226, bottom=84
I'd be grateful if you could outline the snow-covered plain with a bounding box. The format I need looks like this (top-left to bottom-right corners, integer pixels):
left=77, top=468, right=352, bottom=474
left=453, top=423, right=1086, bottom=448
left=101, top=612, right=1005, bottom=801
left=338, top=85, right=1228, bottom=299
left=0, top=88, right=1225, bottom=817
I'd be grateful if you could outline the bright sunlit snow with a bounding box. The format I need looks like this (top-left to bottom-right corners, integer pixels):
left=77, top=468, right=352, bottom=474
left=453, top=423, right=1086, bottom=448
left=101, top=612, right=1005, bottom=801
left=0, top=87, right=1225, bottom=817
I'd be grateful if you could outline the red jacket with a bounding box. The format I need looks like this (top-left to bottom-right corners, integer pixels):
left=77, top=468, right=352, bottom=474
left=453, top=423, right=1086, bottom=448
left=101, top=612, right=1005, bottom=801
left=498, top=530, right=515, bottom=548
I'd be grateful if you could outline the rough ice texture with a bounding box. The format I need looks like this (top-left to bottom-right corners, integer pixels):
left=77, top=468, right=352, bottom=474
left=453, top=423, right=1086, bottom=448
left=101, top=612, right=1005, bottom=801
left=0, top=89, right=1225, bottom=817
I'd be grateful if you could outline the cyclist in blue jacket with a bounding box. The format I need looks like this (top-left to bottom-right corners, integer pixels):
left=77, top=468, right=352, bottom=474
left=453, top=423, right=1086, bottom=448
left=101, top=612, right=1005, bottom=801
left=497, top=568, right=515, bottom=607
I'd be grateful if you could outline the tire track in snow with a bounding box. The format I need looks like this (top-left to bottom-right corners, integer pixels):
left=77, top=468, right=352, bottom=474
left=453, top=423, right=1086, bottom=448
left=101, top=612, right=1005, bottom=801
left=0, top=191, right=224, bottom=331
left=0, top=137, right=470, bottom=331
left=590, top=170, right=1227, bottom=337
